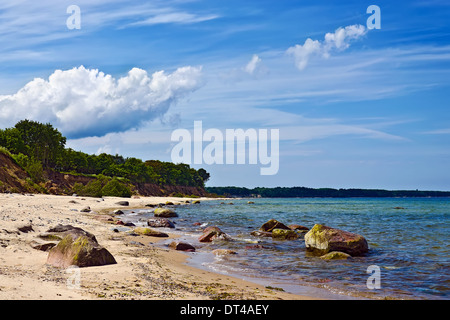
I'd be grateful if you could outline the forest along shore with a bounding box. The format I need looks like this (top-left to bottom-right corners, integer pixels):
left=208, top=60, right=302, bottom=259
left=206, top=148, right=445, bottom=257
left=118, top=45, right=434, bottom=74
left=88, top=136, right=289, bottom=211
left=0, top=193, right=317, bottom=300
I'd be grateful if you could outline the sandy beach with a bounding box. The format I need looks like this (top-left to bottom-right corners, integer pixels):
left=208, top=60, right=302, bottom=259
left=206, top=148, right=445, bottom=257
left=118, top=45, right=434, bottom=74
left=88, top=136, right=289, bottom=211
left=0, top=193, right=317, bottom=300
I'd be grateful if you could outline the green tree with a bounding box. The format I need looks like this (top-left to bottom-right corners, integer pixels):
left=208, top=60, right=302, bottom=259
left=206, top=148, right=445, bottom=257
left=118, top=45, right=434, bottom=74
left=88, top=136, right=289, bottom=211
left=13, top=120, right=66, bottom=168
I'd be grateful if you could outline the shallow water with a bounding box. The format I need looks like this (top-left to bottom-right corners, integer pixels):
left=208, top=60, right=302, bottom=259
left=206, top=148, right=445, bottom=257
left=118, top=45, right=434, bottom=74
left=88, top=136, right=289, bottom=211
left=122, top=197, right=450, bottom=300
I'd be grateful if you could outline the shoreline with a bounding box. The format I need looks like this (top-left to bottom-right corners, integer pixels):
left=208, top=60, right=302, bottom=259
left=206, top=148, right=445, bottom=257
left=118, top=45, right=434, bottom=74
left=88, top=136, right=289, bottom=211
left=0, top=193, right=321, bottom=300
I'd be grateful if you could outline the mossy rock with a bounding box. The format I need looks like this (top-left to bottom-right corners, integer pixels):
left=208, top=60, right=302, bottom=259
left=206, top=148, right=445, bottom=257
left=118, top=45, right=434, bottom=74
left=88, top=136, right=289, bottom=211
left=304, top=224, right=369, bottom=257
left=271, top=228, right=300, bottom=240
left=38, top=233, right=64, bottom=241
left=154, top=208, right=178, bottom=218
left=46, top=227, right=116, bottom=268
left=134, top=227, right=169, bottom=237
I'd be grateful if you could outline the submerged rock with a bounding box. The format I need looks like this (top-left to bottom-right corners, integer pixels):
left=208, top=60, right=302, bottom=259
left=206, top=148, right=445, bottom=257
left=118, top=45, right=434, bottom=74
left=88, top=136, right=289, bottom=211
left=198, top=226, right=231, bottom=242
left=250, top=230, right=272, bottom=237
left=212, top=249, right=237, bottom=256
left=320, top=251, right=352, bottom=260
left=304, top=224, right=369, bottom=257
left=46, top=225, right=116, bottom=268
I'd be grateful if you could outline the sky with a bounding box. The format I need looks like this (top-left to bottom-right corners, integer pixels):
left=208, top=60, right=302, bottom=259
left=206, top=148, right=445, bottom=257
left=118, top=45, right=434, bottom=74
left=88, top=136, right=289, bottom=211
left=0, top=0, right=449, bottom=190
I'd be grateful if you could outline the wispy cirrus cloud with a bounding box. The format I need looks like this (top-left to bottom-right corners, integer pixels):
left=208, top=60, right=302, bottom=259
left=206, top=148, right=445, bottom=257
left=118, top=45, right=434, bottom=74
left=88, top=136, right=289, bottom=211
left=125, top=11, right=219, bottom=27
left=0, top=0, right=219, bottom=54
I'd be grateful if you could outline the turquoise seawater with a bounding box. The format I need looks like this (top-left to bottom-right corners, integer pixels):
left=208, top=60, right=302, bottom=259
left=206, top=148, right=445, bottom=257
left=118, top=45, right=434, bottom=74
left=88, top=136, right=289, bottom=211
left=123, top=198, right=450, bottom=300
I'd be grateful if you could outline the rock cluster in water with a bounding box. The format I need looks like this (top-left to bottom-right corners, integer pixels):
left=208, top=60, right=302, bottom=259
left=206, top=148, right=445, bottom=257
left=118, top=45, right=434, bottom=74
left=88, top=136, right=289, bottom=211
left=107, top=201, right=370, bottom=262
left=250, top=219, right=369, bottom=258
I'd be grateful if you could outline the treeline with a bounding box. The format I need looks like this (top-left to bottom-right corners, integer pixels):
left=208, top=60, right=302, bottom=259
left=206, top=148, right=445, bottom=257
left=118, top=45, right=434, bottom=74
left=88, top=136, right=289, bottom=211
left=206, top=186, right=450, bottom=198
left=0, top=120, right=210, bottom=195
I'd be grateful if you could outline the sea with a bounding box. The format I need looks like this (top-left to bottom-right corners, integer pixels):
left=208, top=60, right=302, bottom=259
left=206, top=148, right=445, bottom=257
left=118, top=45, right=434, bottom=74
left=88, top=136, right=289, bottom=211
left=120, top=197, right=449, bottom=300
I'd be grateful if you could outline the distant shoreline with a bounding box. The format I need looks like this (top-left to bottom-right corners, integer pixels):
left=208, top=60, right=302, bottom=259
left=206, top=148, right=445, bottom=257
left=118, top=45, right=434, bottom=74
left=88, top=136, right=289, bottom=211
left=206, top=186, right=450, bottom=198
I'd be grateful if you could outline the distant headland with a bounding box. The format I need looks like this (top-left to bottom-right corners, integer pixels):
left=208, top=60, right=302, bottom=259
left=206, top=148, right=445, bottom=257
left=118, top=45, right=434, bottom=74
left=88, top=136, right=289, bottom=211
left=206, top=186, right=450, bottom=198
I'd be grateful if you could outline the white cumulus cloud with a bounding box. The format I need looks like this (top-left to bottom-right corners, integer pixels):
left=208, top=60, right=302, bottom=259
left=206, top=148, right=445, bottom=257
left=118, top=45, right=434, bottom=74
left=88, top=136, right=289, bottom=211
left=0, top=65, right=203, bottom=138
left=287, top=24, right=367, bottom=70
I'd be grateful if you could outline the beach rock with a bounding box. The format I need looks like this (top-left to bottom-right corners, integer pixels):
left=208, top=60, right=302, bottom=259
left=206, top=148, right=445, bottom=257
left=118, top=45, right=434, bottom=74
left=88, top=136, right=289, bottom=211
left=168, top=241, right=196, bottom=252
left=115, top=201, right=129, bottom=206
left=17, top=223, right=34, bottom=233
left=271, top=228, right=300, bottom=240
left=288, top=224, right=309, bottom=231
left=212, top=249, right=237, bottom=256
left=134, top=227, right=169, bottom=237
left=304, top=224, right=369, bottom=257
left=198, top=226, right=231, bottom=242
left=154, top=208, right=178, bottom=218
left=320, top=251, right=352, bottom=260
left=113, top=209, right=124, bottom=215
left=165, top=201, right=174, bottom=205
left=247, top=201, right=255, bottom=204
left=259, top=219, right=290, bottom=232
left=147, top=217, right=175, bottom=228
left=46, top=225, right=116, bottom=268
left=31, top=241, right=57, bottom=252
left=116, top=221, right=135, bottom=227
left=193, top=200, right=201, bottom=204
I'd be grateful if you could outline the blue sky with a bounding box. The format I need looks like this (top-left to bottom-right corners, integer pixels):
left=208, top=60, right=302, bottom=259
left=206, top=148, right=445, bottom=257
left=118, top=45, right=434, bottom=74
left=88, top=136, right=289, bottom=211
left=0, top=0, right=449, bottom=190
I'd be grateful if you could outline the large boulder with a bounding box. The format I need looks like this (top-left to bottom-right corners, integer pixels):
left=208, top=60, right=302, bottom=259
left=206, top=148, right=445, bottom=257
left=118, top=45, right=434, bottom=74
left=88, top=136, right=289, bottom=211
left=46, top=225, right=116, bottom=268
left=198, top=226, right=231, bottom=242
left=304, top=224, right=369, bottom=256
left=154, top=208, right=178, bottom=218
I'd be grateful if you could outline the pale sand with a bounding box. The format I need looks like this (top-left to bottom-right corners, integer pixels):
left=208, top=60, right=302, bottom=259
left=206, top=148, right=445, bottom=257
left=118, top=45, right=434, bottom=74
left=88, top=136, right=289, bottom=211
left=0, top=193, right=318, bottom=300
